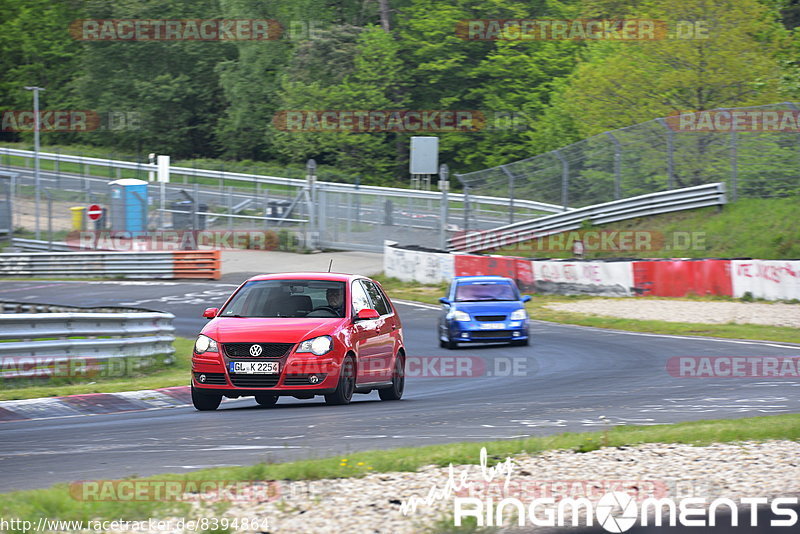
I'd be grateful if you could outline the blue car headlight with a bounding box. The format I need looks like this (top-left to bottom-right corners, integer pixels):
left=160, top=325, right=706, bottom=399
left=510, top=309, right=527, bottom=321
left=447, top=309, right=471, bottom=322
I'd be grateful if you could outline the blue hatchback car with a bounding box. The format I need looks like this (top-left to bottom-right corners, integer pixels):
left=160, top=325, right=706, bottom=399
left=438, top=276, right=531, bottom=349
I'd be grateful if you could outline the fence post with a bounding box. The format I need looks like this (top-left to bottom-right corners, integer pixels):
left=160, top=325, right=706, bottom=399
left=555, top=149, right=569, bottom=211
left=462, top=182, right=470, bottom=232
left=605, top=132, right=622, bottom=199
left=46, top=190, right=53, bottom=251
left=656, top=118, right=675, bottom=189
left=227, top=186, right=233, bottom=230
left=192, top=183, right=200, bottom=231
left=500, top=165, right=515, bottom=224
left=439, top=164, right=449, bottom=250
left=730, top=130, right=738, bottom=202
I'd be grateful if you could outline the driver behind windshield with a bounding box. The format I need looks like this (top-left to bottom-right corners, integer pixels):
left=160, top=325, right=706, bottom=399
left=326, top=287, right=345, bottom=316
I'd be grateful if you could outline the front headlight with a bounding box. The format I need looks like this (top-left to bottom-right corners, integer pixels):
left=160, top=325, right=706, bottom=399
left=297, top=335, right=333, bottom=356
left=510, top=309, right=527, bottom=321
left=447, top=309, right=471, bottom=322
left=194, top=334, right=218, bottom=354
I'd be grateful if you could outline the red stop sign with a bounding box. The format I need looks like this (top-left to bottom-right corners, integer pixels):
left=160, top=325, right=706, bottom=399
left=87, top=204, right=103, bottom=220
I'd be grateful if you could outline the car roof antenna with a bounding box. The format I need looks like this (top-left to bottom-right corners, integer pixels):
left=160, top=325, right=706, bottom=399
left=327, top=259, right=333, bottom=272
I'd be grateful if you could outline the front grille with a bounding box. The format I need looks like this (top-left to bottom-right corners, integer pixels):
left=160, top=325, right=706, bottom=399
left=223, top=343, right=294, bottom=359
left=194, top=372, right=227, bottom=385
left=283, top=373, right=328, bottom=386
left=228, top=374, right=280, bottom=388
left=475, top=315, right=506, bottom=321
left=471, top=330, right=511, bottom=338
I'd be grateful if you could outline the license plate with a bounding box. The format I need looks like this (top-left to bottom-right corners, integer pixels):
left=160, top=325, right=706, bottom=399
left=479, top=322, right=505, bottom=330
left=230, top=361, right=279, bottom=374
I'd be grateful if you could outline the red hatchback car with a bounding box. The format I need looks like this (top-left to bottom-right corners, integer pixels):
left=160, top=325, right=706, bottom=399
left=191, top=272, right=406, bottom=410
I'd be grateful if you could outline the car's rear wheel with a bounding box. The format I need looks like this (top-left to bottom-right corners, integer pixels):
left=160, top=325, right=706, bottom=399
left=191, top=384, right=222, bottom=411
left=255, top=394, right=278, bottom=407
left=325, top=354, right=355, bottom=405
left=379, top=354, right=405, bottom=401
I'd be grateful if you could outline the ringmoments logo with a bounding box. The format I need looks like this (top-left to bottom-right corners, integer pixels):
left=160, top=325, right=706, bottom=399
left=400, top=447, right=799, bottom=531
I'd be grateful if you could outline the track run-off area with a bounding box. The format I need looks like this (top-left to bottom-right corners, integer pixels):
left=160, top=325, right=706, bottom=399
left=0, top=279, right=798, bottom=491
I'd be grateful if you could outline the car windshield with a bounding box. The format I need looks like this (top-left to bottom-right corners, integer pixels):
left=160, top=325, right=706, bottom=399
left=220, top=280, right=346, bottom=318
left=454, top=281, right=517, bottom=302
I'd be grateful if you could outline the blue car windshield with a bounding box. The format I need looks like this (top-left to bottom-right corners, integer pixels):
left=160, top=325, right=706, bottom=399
left=454, top=282, right=517, bottom=302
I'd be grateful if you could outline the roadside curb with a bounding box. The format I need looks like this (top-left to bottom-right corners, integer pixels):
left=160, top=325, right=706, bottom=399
left=0, top=386, right=193, bottom=423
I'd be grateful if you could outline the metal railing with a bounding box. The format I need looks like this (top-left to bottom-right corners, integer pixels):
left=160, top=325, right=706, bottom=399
left=0, top=307, right=175, bottom=381
left=0, top=147, right=564, bottom=252
left=449, top=183, right=727, bottom=252
left=0, top=250, right=220, bottom=279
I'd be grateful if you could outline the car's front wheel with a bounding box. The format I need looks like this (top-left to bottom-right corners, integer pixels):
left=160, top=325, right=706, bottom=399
left=325, top=354, right=355, bottom=405
left=379, top=354, right=405, bottom=401
left=255, top=394, right=278, bottom=407
left=191, top=384, right=222, bottom=411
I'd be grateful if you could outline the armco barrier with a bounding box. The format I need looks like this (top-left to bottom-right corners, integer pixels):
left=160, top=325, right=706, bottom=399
left=173, top=250, right=221, bottom=280
left=0, top=307, right=175, bottom=381
left=731, top=260, right=800, bottom=300
left=0, top=250, right=220, bottom=279
left=449, top=183, right=727, bottom=252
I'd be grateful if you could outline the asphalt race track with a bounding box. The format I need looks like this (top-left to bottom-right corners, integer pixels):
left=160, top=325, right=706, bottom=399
left=1, top=279, right=799, bottom=492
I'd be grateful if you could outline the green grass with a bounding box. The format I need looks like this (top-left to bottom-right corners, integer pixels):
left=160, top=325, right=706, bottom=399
left=0, top=338, right=193, bottom=401
left=0, top=413, right=797, bottom=529
left=491, top=197, right=800, bottom=259
left=375, top=275, right=800, bottom=343
left=527, top=293, right=800, bottom=344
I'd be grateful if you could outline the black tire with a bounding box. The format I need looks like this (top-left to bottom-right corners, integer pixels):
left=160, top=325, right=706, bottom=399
left=379, top=355, right=405, bottom=401
left=511, top=338, right=529, bottom=346
left=446, top=338, right=458, bottom=350
left=255, top=394, right=278, bottom=407
left=325, top=355, right=356, bottom=405
left=192, top=385, right=222, bottom=411
left=439, top=338, right=446, bottom=348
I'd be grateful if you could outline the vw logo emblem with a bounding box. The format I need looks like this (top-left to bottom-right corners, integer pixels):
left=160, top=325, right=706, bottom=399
left=249, top=344, right=263, bottom=357
left=309, top=375, right=320, bottom=384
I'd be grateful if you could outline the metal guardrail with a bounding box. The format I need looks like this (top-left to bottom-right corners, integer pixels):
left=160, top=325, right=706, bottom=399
left=0, top=250, right=220, bottom=279
left=10, top=238, right=79, bottom=252
left=0, top=309, right=175, bottom=380
left=448, top=183, right=727, bottom=252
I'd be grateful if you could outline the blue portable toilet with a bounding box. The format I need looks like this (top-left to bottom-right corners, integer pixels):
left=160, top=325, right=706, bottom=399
left=109, top=178, right=148, bottom=232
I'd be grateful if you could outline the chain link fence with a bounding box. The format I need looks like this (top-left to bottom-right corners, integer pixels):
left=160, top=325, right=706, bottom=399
left=0, top=148, right=555, bottom=252
left=457, top=102, right=800, bottom=209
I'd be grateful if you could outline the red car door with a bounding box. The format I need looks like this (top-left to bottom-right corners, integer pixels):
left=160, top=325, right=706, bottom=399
left=361, top=280, right=396, bottom=382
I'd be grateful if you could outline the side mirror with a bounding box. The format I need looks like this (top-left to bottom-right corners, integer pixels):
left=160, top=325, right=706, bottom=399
left=203, top=307, right=219, bottom=319
left=439, top=297, right=450, bottom=305
left=521, top=295, right=531, bottom=303
left=355, top=308, right=380, bottom=321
